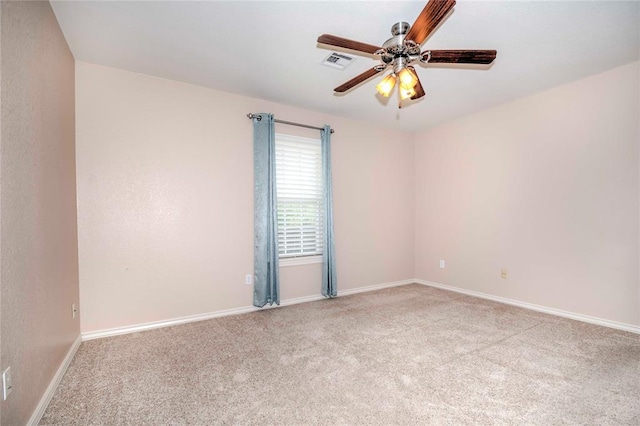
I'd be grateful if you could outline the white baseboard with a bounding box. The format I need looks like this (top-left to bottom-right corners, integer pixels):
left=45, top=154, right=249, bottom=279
left=416, top=279, right=640, bottom=334
left=27, top=334, right=82, bottom=426
left=82, top=305, right=262, bottom=341
left=81, top=279, right=416, bottom=341
left=82, top=277, right=638, bottom=341
left=339, top=279, right=416, bottom=296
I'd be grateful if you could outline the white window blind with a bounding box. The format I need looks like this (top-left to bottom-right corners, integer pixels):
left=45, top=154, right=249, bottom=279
left=275, top=133, right=323, bottom=258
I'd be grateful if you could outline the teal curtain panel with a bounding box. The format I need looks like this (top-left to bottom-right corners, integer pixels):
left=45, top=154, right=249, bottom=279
left=252, top=113, right=280, bottom=307
left=321, top=125, right=337, bottom=298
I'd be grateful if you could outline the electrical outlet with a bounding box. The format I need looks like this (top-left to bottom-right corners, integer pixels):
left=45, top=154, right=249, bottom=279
left=72, top=303, right=78, bottom=319
left=245, top=274, right=253, bottom=286
left=2, top=367, right=12, bottom=400
left=439, top=260, right=445, bottom=269
left=501, top=269, right=508, bottom=279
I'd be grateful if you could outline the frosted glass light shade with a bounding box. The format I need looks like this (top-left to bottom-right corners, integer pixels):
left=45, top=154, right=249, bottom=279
left=376, top=74, right=397, bottom=97
left=398, top=67, right=418, bottom=89
left=399, top=84, right=416, bottom=100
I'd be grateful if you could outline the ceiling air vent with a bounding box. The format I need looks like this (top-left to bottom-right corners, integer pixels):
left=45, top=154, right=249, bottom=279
left=322, top=52, right=355, bottom=70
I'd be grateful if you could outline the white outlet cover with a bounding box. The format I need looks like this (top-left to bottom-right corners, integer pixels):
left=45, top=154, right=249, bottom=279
left=245, top=274, right=253, bottom=285
left=439, top=260, right=445, bottom=269
left=2, top=367, right=12, bottom=400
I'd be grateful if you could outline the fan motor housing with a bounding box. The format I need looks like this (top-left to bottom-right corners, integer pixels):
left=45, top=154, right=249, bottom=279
left=381, top=21, right=421, bottom=63
left=384, top=22, right=409, bottom=51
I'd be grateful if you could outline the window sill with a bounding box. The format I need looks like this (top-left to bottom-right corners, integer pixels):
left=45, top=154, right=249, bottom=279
left=279, top=255, right=322, bottom=268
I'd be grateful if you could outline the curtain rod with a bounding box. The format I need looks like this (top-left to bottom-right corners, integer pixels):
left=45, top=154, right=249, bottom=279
left=246, top=113, right=334, bottom=134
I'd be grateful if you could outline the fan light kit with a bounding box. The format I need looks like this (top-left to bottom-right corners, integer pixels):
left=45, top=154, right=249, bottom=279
left=317, top=0, right=497, bottom=108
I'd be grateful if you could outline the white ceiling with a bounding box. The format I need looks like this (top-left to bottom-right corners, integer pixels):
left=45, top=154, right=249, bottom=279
left=51, top=1, right=639, bottom=132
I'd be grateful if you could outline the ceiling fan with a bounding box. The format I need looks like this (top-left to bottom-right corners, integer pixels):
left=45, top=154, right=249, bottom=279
left=317, top=0, right=496, bottom=108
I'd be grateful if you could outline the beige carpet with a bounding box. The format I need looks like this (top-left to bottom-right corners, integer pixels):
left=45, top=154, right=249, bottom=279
left=41, top=284, right=640, bottom=425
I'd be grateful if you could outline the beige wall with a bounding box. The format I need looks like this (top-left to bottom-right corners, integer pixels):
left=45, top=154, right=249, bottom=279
left=75, top=62, right=415, bottom=333
left=1, top=1, right=80, bottom=425
left=75, top=57, right=638, bottom=333
left=414, top=62, right=640, bottom=326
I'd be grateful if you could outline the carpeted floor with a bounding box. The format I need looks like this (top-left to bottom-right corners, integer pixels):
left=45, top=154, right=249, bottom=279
left=41, top=284, right=640, bottom=425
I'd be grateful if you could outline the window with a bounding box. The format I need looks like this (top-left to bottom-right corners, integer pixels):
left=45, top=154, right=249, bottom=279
left=275, top=133, right=323, bottom=260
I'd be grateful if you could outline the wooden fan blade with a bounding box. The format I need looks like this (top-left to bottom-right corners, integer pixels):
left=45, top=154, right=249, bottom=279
left=334, top=67, right=383, bottom=93
left=406, top=0, right=456, bottom=45
left=411, top=76, right=426, bottom=100
left=317, top=34, right=382, bottom=55
left=425, top=49, right=497, bottom=64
